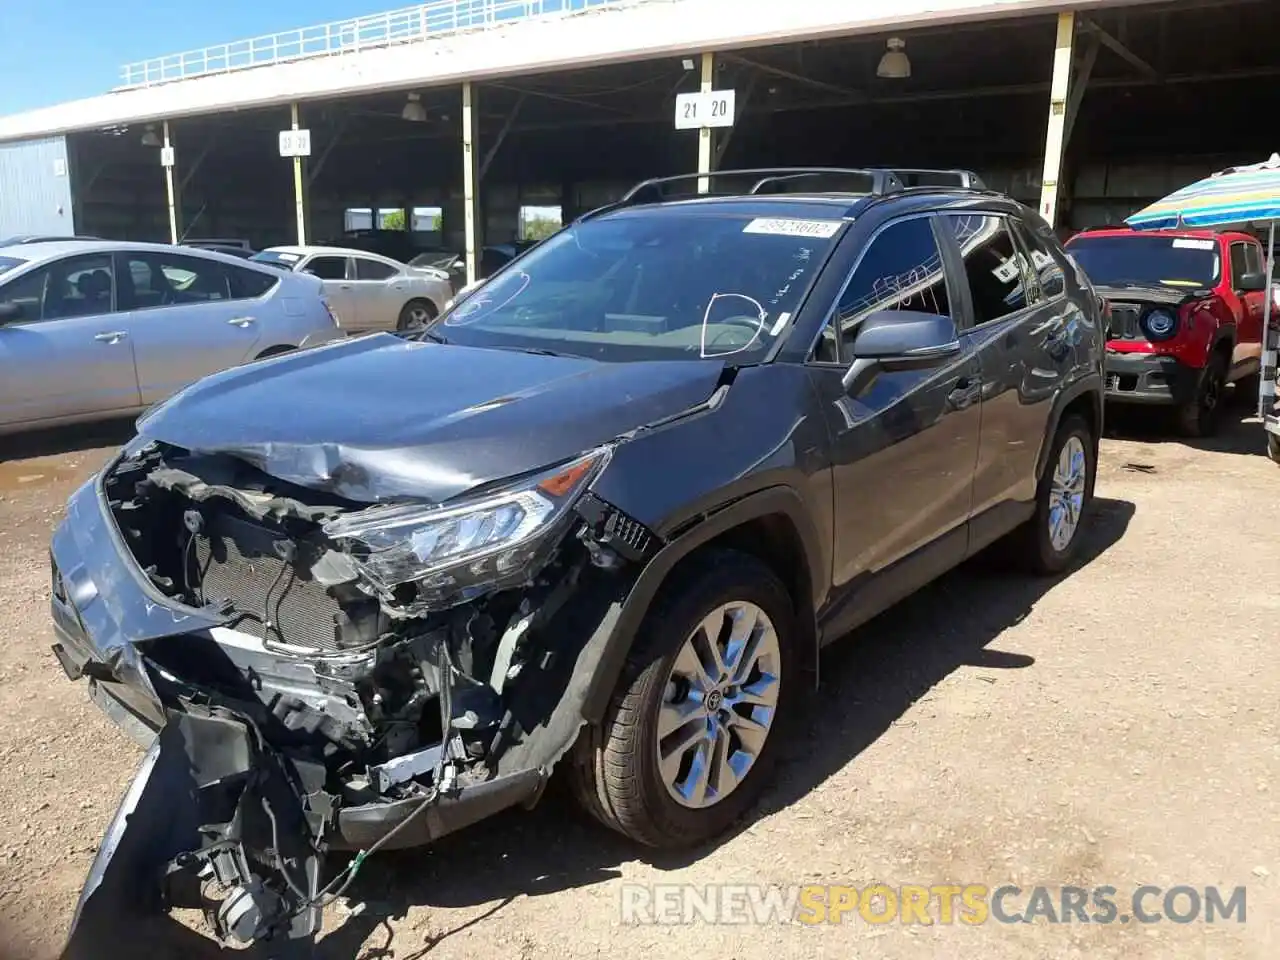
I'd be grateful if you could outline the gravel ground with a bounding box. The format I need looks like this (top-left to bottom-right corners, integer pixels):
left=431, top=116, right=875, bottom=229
left=0, top=405, right=1277, bottom=959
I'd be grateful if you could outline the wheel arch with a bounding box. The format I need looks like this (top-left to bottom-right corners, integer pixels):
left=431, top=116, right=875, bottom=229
left=580, top=486, right=824, bottom=724
left=1036, top=376, right=1102, bottom=492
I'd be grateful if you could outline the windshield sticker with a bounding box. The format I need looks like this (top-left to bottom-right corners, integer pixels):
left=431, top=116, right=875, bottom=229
left=743, top=218, right=842, bottom=239
left=1172, top=239, right=1216, bottom=250
left=769, top=311, right=792, bottom=337
left=275, top=252, right=301, bottom=262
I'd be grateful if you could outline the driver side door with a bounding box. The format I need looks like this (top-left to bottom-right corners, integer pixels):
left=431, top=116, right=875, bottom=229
left=0, top=253, right=142, bottom=430
left=808, top=214, right=982, bottom=636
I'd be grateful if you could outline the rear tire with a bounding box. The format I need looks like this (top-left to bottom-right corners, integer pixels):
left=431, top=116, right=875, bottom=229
left=1007, top=414, right=1095, bottom=576
left=1232, top=371, right=1261, bottom=408
left=569, top=550, right=796, bottom=848
left=397, top=299, right=437, bottom=332
left=1176, top=352, right=1227, bottom=437
left=1268, top=433, right=1280, bottom=466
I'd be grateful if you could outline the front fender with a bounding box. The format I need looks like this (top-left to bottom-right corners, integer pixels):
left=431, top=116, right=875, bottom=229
left=580, top=485, right=824, bottom=724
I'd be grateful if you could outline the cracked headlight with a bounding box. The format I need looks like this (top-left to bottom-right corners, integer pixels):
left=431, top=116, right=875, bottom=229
left=323, top=448, right=609, bottom=601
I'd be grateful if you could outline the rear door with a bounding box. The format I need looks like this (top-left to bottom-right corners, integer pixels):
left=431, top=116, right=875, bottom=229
left=350, top=255, right=405, bottom=331
left=938, top=211, right=1072, bottom=545
left=0, top=253, right=141, bottom=428
left=301, top=255, right=360, bottom=330
left=118, top=250, right=264, bottom=405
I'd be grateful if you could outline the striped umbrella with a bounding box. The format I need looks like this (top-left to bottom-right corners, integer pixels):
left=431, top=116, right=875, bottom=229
left=1125, top=153, right=1280, bottom=231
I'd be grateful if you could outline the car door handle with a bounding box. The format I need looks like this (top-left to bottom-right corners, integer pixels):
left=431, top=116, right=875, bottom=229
left=94, top=331, right=127, bottom=343
left=227, top=316, right=256, bottom=327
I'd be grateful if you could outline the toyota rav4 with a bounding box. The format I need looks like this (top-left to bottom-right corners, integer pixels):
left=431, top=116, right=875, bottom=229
left=53, top=168, right=1105, bottom=953
left=1066, top=227, right=1268, bottom=435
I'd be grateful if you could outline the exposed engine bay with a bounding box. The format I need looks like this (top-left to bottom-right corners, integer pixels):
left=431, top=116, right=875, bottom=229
left=60, top=438, right=659, bottom=953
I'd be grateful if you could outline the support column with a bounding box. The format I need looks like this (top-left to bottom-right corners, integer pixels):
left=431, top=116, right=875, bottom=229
left=697, top=52, right=714, bottom=194
left=291, top=103, right=308, bottom=245
left=162, top=121, right=179, bottom=244
left=462, top=81, right=481, bottom=287
left=1038, top=12, right=1075, bottom=229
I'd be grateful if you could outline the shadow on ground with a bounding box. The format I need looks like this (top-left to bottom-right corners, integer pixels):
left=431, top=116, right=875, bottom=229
left=0, top=418, right=136, bottom=463
left=1104, top=387, right=1272, bottom=458
left=299, top=495, right=1136, bottom=959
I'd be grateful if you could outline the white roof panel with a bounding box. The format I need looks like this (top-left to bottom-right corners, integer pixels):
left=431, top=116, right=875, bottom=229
left=0, top=0, right=1161, bottom=143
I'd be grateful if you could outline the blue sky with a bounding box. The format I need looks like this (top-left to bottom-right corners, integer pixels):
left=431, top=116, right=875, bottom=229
left=0, top=0, right=399, bottom=116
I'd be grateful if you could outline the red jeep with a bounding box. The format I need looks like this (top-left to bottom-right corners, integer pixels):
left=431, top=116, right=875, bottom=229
left=1065, top=228, right=1268, bottom=436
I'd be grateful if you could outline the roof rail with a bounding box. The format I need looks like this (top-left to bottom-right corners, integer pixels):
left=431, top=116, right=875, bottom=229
left=617, top=168, right=905, bottom=206
left=875, top=168, right=988, bottom=190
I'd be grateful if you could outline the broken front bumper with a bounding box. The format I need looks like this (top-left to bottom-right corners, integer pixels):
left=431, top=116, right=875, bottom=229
left=50, top=472, right=567, bottom=851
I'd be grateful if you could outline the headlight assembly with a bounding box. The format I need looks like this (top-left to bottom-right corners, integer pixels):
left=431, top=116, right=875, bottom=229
left=323, top=447, right=609, bottom=603
left=1143, top=308, right=1178, bottom=340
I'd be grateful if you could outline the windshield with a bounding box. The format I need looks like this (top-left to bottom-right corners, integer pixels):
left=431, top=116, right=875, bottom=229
left=0, top=255, right=27, bottom=275
left=429, top=211, right=844, bottom=362
left=1066, top=235, right=1220, bottom=288
left=249, top=250, right=303, bottom=271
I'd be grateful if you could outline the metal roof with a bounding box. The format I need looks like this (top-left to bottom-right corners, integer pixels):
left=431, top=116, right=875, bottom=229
left=0, top=0, right=1166, bottom=144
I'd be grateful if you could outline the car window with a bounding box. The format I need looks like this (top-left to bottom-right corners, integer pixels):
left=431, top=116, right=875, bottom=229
left=228, top=265, right=280, bottom=300
left=817, top=217, right=950, bottom=364
left=1065, top=235, right=1220, bottom=288
left=1244, top=242, right=1264, bottom=278
left=304, top=256, right=349, bottom=281
left=120, top=253, right=229, bottom=310
left=1011, top=219, right=1065, bottom=298
left=1230, top=243, right=1250, bottom=287
left=943, top=214, right=1033, bottom=325
left=437, top=210, right=843, bottom=363
left=354, top=257, right=398, bottom=281
left=0, top=253, right=115, bottom=323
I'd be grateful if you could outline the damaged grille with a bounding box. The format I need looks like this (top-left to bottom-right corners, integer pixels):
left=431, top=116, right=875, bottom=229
left=193, top=515, right=343, bottom=652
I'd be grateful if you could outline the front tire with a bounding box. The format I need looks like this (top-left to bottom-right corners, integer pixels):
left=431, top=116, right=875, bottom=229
left=1009, top=414, right=1095, bottom=576
left=570, top=550, right=796, bottom=848
left=1176, top=353, right=1227, bottom=437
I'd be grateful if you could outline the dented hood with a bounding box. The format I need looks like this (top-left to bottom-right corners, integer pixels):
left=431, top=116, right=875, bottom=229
left=137, top=333, right=726, bottom=502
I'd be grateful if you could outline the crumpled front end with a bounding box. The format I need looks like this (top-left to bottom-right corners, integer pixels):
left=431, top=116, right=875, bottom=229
left=53, top=437, right=661, bottom=952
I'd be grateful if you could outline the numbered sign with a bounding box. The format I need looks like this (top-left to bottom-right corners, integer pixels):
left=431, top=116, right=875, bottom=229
left=278, top=128, right=312, bottom=158
left=674, top=90, right=736, bottom=131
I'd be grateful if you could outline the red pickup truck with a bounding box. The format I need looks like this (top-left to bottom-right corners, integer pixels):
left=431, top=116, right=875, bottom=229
left=1064, top=227, right=1267, bottom=436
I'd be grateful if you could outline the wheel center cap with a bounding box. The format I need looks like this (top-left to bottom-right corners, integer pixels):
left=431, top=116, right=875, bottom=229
left=705, top=690, right=724, bottom=712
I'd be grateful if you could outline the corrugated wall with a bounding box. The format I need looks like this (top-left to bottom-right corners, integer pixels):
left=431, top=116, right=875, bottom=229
left=0, top=136, right=75, bottom=237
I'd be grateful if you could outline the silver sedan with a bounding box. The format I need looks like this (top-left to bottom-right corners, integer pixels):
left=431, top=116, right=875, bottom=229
left=0, top=240, right=343, bottom=435
left=251, top=245, right=453, bottom=333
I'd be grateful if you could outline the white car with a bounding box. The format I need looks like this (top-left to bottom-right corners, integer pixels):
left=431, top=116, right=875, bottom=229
left=0, top=240, right=343, bottom=435
left=251, top=245, right=452, bottom=333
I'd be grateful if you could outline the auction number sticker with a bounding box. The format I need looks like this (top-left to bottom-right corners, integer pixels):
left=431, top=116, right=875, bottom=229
left=1171, top=238, right=1215, bottom=250
left=743, top=218, right=843, bottom=239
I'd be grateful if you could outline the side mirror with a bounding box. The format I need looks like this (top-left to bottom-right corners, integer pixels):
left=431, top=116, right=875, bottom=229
left=842, top=310, right=961, bottom=393
left=0, top=301, right=24, bottom=325
left=1238, top=271, right=1267, bottom=293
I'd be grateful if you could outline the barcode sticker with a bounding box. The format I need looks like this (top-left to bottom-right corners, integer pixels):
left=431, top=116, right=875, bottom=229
left=1172, top=238, right=1215, bottom=250
left=743, top=218, right=843, bottom=239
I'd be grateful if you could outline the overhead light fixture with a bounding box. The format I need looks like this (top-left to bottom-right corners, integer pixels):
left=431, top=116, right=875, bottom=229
left=401, top=92, right=428, bottom=123
left=140, top=124, right=161, bottom=147
left=876, top=37, right=911, bottom=79
left=681, top=58, right=695, bottom=71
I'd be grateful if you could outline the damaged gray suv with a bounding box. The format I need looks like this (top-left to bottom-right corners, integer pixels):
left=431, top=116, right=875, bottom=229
left=53, top=168, right=1104, bottom=953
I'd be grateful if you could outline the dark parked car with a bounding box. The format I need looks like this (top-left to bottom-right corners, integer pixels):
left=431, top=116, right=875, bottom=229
left=55, top=168, right=1104, bottom=952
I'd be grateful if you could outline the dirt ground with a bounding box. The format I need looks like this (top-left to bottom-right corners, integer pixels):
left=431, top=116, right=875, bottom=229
left=0, top=403, right=1277, bottom=959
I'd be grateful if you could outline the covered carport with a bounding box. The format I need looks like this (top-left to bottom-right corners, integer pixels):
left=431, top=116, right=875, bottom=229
left=16, top=0, right=1280, bottom=276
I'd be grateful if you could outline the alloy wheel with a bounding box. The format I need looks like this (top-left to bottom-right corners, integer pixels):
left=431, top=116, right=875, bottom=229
left=1048, top=435, right=1087, bottom=552
left=655, top=601, right=782, bottom=809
